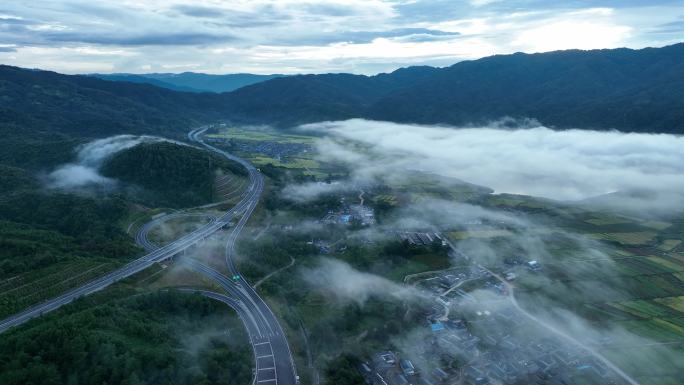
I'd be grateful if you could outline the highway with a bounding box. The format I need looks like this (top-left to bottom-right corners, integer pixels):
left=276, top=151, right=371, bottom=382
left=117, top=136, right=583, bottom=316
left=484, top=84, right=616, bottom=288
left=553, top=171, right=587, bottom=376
left=0, top=127, right=250, bottom=333
left=186, top=127, right=298, bottom=385
left=180, top=259, right=298, bottom=385
left=0, top=125, right=299, bottom=385
left=150, top=127, right=297, bottom=385
left=136, top=211, right=218, bottom=252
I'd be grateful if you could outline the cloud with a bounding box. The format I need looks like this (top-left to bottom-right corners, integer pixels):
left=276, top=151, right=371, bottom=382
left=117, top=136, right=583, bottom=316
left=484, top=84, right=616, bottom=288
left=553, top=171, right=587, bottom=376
left=46, top=135, right=164, bottom=189
left=391, top=198, right=528, bottom=230
left=469, top=0, right=503, bottom=7
left=46, top=164, right=114, bottom=188
left=281, top=181, right=353, bottom=202
left=300, top=257, right=425, bottom=305
left=42, top=31, right=237, bottom=46
left=513, top=18, right=632, bottom=52
left=172, top=5, right=226, bottom=18
left=290, top=28, right=461, bottom=45
left=652, top=18, right=684, bottom=33
left=300, top=119, right=684, bottom=213
left=1, top=1, right=682, bottom=74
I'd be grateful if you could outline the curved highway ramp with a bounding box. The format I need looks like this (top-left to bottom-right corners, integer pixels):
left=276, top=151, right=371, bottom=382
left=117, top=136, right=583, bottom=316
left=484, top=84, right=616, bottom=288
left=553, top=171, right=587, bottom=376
left=0, top=126, right=299, bottom=385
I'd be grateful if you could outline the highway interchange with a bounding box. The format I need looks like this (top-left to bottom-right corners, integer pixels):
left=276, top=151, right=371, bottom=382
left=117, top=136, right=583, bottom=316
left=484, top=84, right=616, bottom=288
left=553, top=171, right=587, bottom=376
left=0, top=126, right=299, bottom=385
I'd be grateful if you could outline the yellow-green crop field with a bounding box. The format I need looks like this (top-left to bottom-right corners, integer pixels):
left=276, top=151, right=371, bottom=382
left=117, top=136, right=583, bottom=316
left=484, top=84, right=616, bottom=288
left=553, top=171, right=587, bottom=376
left=449, top=229, right=514, bottom=240
left=659, top=239, right=682, bottom=251
left=585, top=217, right=631, bottom=226
left=589, top=231, right=658, bottom=245
left=207, top=127, right=315, bottom=144
left=654, top=296, right=684, bottom=313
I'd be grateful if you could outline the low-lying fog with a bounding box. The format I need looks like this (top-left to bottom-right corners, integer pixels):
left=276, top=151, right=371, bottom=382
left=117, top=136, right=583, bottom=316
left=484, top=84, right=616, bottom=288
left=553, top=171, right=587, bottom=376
left=300, top=119, right=684, bottom=212
left=46, top=135, right=175, bottom=189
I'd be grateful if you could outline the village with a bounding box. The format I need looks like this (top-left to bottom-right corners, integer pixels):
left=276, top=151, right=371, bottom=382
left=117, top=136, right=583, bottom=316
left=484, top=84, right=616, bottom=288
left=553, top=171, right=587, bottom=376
left=356, top=251, right=625, bottom=385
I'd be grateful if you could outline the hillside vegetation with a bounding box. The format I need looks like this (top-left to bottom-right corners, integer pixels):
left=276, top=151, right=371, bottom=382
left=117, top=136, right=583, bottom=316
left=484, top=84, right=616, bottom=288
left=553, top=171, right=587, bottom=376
left=0, top=290, right=252, bottom=385
left=225, top=44, right=684, bottom=132
left=0, top=65, right=226, bottom=138
left=101, top=141, right=246, bottom=208
left=93, top=72, right=285, bottom=93
left=0, top=162, right=137, bottom=279
left=368, top=44, right=684, bottom=133
left=3, top=43, right=684, bottom=135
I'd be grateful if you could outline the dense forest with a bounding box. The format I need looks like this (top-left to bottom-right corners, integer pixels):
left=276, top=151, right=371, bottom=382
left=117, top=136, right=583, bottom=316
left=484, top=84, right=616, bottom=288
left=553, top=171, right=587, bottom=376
left=92, top=72, right=285, bottom=93
left=367, top=44, right=684, bottom=133
left=0, top=290, right=252, bottom=385
left=0, top=138, right=250, bottom=277
left=224, top=44, right=684, bottom=132
left=0, top=193, right=136, bottom=277
left=0, top=65, right=226, bottom=138
left=0, top=159, right=137, bottom=278
left=101, top=141, right=246, bottom=208
left=0, top=125, right=80, bottom=171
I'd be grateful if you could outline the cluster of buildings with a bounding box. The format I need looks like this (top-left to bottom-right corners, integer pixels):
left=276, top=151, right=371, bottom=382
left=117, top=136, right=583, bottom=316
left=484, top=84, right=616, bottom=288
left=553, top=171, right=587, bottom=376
left=358, top=351, right=447, bottom=385
left=206, top=136, right=312, bottom=161
left=358, top=252, right=624, bottom=385
left=397, top=232, right=448, bottom=248
left=321, top=204, right=375, bottom=226
left=435, top=312, right=619, bottom=385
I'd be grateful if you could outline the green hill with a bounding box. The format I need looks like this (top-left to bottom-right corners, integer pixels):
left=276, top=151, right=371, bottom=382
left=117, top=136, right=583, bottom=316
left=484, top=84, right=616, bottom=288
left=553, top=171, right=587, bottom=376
left=101, top=141, right=246, bottom=208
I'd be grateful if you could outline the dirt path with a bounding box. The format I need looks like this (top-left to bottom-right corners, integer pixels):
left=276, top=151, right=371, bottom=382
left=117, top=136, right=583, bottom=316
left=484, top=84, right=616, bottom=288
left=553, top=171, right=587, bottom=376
left=254, top=256, right=296, bottom=288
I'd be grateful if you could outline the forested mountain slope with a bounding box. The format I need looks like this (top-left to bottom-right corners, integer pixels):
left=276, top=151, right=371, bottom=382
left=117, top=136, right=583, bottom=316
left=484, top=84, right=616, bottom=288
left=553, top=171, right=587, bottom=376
left=2, top=43, right=683, bottom=137
left=368, top=43, right=684, bottom=133
left=0, top=65, right=226, bottom=137
left=101, top=141, right=246, bottom=208
left=93, top=72, right=285, bottom=93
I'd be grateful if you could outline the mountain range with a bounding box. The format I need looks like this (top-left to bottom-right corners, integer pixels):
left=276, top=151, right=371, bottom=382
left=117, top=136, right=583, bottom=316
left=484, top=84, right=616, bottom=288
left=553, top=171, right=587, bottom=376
left=1, top=43, right=683, bottom=138
left=90, top=72, right=284, bottom=93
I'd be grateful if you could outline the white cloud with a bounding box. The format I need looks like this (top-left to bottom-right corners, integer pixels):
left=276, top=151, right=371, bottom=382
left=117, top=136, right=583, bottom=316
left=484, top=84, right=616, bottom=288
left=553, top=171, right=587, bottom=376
left=300, top=257, right=425, bottom=305
left=0, top=1, right=681, bottom=74
left=513, top=20, right=632, bottom=52
left=469, top=0, right=503, bottom=7
left=46, top=135, right=164, bottom=189
left=47, top=164, right=114, bottom=189
left=302, top=119, right=684, bottom=207
left=282, top=181, right=351, bottom=202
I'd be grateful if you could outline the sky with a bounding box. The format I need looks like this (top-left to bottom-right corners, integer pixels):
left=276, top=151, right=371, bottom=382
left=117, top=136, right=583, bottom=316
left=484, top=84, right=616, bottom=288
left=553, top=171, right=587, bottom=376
left=0, top=0, right=683, bottom=74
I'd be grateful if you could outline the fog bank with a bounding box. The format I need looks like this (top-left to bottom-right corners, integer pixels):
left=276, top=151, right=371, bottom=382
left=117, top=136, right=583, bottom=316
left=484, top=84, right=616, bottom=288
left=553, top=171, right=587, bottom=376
left=302, top=119, right=684, bottom=210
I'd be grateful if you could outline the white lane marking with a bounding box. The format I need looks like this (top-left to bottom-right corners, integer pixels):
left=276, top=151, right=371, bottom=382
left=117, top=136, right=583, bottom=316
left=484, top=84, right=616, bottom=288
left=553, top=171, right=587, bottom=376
left=254, top=341, right=270, bottom=346
left=257, top=379, right=276, bottom=383
left=257, top=354, right=274, bottom=359
left=258, top=367, right=276, bottom=371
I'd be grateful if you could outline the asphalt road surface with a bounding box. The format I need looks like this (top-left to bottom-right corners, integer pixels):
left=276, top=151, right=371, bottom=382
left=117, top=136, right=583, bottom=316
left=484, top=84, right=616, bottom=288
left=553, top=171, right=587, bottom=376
left=136, top=211, right=218, bottom=252
left=180, top=127, right=298, bottom=385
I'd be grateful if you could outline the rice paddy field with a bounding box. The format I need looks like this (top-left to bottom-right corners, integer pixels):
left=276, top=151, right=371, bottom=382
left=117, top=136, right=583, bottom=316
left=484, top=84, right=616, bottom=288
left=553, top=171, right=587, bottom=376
left=205, top=126, right=332, bottom=178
